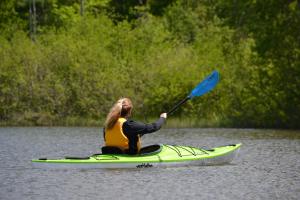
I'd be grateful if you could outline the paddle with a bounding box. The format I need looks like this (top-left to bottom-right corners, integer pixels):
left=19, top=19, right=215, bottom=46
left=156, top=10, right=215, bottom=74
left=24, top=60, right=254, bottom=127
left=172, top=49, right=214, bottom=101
left=167, top=70, right=220, bottom=115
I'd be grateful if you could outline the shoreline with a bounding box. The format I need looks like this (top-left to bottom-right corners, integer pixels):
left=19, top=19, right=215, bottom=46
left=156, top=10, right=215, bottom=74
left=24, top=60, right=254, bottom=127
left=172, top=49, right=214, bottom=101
left=0, top=117, right=298, bottom=129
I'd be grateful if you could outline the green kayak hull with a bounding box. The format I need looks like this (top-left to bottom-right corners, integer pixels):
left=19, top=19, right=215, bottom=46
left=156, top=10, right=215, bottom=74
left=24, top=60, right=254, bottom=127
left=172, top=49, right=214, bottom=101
left=32, top=143, right=241, bottom=169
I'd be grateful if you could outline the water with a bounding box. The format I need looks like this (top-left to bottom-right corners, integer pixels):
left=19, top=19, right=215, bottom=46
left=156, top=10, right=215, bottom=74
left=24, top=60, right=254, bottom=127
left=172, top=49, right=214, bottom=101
left=0, top=127, right=299, bottom=200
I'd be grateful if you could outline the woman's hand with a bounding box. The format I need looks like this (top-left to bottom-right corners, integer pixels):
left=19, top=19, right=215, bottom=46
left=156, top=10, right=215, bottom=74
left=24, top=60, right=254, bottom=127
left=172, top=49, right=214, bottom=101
left=160, top=113, right=167, bottom=119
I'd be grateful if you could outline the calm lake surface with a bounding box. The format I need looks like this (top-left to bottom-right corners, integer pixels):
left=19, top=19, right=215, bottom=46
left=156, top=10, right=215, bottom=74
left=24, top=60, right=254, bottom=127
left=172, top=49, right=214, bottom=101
left=0, top=127, right=299, bottom=200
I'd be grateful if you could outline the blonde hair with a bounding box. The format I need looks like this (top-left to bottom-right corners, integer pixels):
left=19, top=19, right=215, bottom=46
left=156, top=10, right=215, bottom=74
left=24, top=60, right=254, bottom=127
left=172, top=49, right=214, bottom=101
left=104, top=98, right=133, bottom=130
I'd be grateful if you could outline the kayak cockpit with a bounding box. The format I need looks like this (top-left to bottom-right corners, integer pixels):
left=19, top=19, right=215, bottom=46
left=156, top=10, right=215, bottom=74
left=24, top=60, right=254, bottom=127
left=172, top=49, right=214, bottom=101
left=101, top=144, right=163, bottom=156
left=139, top=144, right=162, bottom=155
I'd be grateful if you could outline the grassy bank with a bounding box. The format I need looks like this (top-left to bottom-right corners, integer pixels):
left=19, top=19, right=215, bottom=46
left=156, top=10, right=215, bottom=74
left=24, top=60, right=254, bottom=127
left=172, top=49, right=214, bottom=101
left=0, top=116, right=225, bottom=128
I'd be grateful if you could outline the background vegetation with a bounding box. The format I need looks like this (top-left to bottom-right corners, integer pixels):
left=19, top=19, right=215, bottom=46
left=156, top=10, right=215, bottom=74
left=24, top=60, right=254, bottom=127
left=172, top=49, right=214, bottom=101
left=0, top=0, right=299, bottom=128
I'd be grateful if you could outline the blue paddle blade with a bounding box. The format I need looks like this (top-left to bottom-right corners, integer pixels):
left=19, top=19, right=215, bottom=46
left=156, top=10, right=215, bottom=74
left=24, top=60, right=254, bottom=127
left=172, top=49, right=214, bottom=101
left=188, top=70, right=219, bottom=98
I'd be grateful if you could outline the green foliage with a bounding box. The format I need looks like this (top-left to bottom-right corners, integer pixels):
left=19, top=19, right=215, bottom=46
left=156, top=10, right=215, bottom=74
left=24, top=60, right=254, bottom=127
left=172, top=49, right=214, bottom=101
left=213, top=0, right=300, bottom=128
left=0, top=0, right=27, bottom=37
left=0, top=0, right=299, bottom=128
left=148, top=0, right=175, bottom=16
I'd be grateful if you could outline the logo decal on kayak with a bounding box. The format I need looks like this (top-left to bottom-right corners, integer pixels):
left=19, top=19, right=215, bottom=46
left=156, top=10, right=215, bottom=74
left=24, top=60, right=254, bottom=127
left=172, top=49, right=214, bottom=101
left=136, top=163, right=153, bottom=168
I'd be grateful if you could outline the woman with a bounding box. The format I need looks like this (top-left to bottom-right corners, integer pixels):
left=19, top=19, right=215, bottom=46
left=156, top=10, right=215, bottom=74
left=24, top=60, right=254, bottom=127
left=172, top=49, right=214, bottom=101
left=103, top=98, right=167, bottom=154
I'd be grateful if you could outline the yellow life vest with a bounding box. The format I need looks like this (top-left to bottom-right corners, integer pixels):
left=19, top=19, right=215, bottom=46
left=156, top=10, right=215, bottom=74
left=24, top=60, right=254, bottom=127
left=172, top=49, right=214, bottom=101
left=105, top=118, right=141, bottom=152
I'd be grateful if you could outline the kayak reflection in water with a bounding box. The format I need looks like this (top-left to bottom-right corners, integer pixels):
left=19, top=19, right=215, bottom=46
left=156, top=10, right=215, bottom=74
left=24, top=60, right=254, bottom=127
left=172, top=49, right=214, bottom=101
left=103, top=98, right=167, bottom=155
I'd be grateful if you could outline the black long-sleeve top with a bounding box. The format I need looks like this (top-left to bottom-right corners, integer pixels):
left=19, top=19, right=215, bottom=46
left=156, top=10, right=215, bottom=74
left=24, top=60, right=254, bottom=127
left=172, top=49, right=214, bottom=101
left=103, top=117, right=166, bottom=154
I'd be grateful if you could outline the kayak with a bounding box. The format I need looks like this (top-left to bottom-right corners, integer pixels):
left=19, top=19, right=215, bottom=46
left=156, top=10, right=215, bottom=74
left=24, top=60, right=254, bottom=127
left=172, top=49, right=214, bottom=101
left=32, top=143, right=241, bottom=169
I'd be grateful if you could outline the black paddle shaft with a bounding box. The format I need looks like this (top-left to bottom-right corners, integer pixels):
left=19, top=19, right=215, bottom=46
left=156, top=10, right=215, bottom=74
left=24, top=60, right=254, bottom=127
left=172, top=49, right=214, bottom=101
left=167, top=96, right=191, bottom=115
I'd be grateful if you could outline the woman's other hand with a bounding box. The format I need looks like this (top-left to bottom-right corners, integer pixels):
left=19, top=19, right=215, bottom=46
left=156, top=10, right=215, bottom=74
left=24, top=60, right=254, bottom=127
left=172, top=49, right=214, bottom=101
left=160, top=113, right=167, bottom=119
